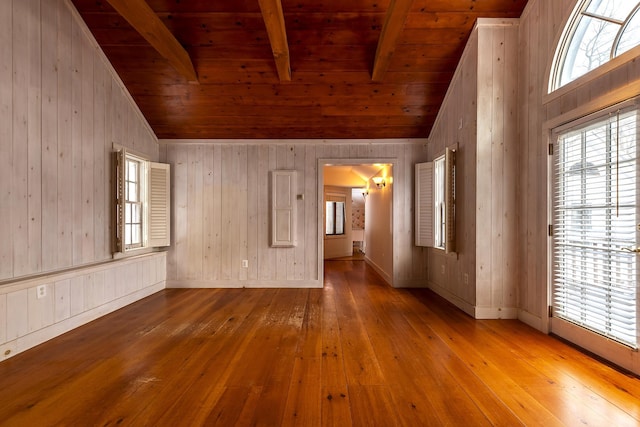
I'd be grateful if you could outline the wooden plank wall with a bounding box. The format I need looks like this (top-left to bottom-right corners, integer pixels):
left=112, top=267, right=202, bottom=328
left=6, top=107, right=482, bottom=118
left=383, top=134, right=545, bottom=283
left=1, top=0, right=165, bottom=359
left=160, top=140, right=428, bottom=288
left=517, top=0, right=640, bottom=329
left=426, top=19, right=519, bottom=318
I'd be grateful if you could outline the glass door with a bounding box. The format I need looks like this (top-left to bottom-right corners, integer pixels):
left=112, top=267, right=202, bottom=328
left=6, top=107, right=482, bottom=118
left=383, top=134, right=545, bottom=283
left=552, top=104, right=639, bottom=348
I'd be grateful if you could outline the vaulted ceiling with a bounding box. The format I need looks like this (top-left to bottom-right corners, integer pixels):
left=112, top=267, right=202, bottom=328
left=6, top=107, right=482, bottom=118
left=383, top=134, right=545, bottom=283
left=70, top=0, right=528, bottom=140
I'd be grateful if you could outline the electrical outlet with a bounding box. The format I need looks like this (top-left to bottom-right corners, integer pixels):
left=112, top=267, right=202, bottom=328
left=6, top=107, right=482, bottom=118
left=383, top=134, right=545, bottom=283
left=464, top=273, right=469, bottom=285
left=441, top=264, right=445, bottom=275
left=242, top=259, right=248, bottom=268
left=36, top=285, right=47, bottom=299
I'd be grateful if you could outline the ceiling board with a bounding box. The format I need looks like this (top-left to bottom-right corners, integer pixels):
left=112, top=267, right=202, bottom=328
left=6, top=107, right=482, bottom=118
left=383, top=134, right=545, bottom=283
left=70, top=0, right=528, bottom=140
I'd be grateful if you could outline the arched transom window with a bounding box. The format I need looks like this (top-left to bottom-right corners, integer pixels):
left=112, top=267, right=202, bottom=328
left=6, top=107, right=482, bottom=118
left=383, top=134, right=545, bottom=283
left=551, top=0, right=640, bottom=91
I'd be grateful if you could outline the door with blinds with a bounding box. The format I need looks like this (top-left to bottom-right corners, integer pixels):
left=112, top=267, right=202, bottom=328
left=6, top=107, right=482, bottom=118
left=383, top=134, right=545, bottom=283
left=551, top=101, right=639, bottom=351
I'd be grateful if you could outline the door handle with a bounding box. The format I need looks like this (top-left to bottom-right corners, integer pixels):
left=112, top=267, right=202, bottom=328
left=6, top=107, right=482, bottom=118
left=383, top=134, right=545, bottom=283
left=621, top=247, right=640, bottom=253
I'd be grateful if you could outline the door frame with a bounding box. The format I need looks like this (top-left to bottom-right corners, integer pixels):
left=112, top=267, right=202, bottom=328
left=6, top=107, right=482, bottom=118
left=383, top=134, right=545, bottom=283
left=317, top=158, right=396, bottom=287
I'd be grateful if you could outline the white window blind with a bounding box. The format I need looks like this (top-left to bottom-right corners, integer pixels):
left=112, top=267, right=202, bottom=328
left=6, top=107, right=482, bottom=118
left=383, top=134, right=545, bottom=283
left=552, top=104, right=638, bottom=348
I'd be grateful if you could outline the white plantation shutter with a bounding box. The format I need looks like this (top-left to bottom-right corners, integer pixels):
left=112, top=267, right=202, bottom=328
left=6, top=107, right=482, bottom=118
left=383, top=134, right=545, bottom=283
left=148, top=162, right=171, bottom=247
left=445, top=147, right=456, bottom=254
left=415, top=162, right=434, bottom=247
left=552, top=103, right=638, bottom=348
left=114, top=150, right=126, bottom=253
left=271, top=170, right=297, bottom=247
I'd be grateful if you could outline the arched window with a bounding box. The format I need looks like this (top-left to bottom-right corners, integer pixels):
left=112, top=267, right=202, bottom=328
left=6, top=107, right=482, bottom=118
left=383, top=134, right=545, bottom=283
left=550, top=0, right=640, bottom=91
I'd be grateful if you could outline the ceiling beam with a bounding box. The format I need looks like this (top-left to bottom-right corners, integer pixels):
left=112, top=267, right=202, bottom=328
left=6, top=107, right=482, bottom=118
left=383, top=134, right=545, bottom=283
left=258, top=0, right=292, bottom=81
left=106, top=0, right=198, bottom=84
left=371, top=0, right=413, bottom=82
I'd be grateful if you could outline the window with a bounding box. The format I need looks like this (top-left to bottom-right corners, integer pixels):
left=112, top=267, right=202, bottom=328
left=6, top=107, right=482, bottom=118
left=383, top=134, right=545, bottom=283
left=326, top=201, right=345, bottom=235
left=124, top=157, right=143, bottom=249
left=551, top=0, right=640, bottom=90
left=115, top=149, right=171, bottom=253
left=551, top=101, right=638, bottom=348
left=415, top=147, right=456, bottom=252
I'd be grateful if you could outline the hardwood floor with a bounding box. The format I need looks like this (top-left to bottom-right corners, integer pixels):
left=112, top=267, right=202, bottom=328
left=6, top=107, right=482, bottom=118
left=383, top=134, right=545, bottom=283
left=1, top=261, right=639, bottom=426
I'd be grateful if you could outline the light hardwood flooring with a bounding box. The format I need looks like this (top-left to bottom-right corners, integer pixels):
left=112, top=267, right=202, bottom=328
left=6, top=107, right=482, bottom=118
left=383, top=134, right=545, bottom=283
left=0, top=260, right=639, bottom=426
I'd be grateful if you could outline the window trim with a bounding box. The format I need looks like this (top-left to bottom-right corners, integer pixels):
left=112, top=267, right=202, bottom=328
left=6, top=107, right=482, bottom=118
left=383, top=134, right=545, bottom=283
left=549, top=0, right=640, bottom=93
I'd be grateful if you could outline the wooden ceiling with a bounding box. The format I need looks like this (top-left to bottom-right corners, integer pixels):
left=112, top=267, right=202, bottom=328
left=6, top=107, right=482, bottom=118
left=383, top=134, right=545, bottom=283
left=70, top=0, right=528, bottom=140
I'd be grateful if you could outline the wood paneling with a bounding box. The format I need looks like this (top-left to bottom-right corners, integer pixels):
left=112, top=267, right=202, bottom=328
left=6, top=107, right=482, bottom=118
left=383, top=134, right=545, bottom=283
left=1, top=261, right=639, bottom=425
left=1, top=0, right=158, bottom=282
left=161, top=140, right=428, bottom=288
left=68, top=0, right=528, bottom=139
left=426, top=19, right=519, bottom=318
left=0, top=253, right=167, bottom=361
left=1, top=0, right=166, bottom=359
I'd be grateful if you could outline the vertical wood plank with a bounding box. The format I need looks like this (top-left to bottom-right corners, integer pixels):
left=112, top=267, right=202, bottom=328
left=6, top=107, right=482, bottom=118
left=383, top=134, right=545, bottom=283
left=12, top=0, right=30, bottom=277
left=257, top=144, right=271, bottom=281
left=220, top=145, right=233, bottom=281
left=294, top=145, right=306, bottom=280
left=40, top=0, right=59, bottom=272
left=247, top=145, right=259, bottom=280
left=27, top=0, right=42, bottom=275
left=81, top=32, right=95, bottom=264
left=71, top=17, right=84, bottom=266
left=0, top=0, right=13, bottom=281
left=186, top=145, right=203, bottom=280
left=6, top=290, right=28, bottom=339
left=490, top=27, right=505, bottom=309
left=212, top=144, right=222, bottom=280
left=238, top=145, right=249, bottom=281
left=69, top=276, right=85, bottom=316
left=54, top=279, right=71, bottom=323
left=93, top=52, right=107, bottom=260
left=173, top=146, right=188, bottom=281
left=57, top=1, right=73, bottom=269
left=304, top=145, right=318, bottom=281
left=202, top=145, right=215, bottom=281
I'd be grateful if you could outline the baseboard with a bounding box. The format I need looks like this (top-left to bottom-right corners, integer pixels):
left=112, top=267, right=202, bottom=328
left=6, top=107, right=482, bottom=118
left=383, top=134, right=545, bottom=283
left=474, top=306, right=518, bottom=319
left=363, top=256, right=393, bottom=286
left=166, top=279, right=323, bottom=289
left=426, top=281, right=475, bottom=317
left=518, top=309, right=545, bottom=332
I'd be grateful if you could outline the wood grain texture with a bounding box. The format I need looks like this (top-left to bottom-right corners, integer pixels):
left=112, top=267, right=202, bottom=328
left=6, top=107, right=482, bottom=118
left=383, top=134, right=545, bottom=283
left=1, top=0, right=159, bottom=282
left=68, top=0, right=528, bottom=139
left=425, top=19, right=519, bottom=318
left=371, top=0, right=413, bottom=81
left=163, top=140, right=429, bottom=288
left=1, top=260, right=639, bottom=425
left=105, top=0, right=198, bottom=83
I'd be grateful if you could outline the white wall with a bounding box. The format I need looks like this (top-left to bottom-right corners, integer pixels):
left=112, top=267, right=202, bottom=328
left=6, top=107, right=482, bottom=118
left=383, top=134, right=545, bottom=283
left=160, top=141, right=428, bottom=288
left=364, top=165, right=394, bottom=285
left=0, top=0, right=166, bottom=360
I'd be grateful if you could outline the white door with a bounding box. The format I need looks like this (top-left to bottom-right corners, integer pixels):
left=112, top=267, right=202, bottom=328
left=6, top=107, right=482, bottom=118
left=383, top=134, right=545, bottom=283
left=551, top=102, right=639, bottom=349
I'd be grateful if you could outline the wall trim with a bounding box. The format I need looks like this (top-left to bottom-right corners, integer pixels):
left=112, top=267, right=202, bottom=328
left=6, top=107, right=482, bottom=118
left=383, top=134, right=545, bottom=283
left=159, top=138, right=428, bottom=146
left=166, top=280, right=322, bottom=289
left=364, top=256, right=393, bottom=287
left=474, top=306, right=518, bottom=320
left=518, top=309, right=545, bottom=332
left=427, top=281, right=475, bottom=317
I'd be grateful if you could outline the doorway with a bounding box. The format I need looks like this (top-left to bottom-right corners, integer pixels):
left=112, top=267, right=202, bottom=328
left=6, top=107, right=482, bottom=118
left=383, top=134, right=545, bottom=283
left=318, top=159, right=394, bottom=285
